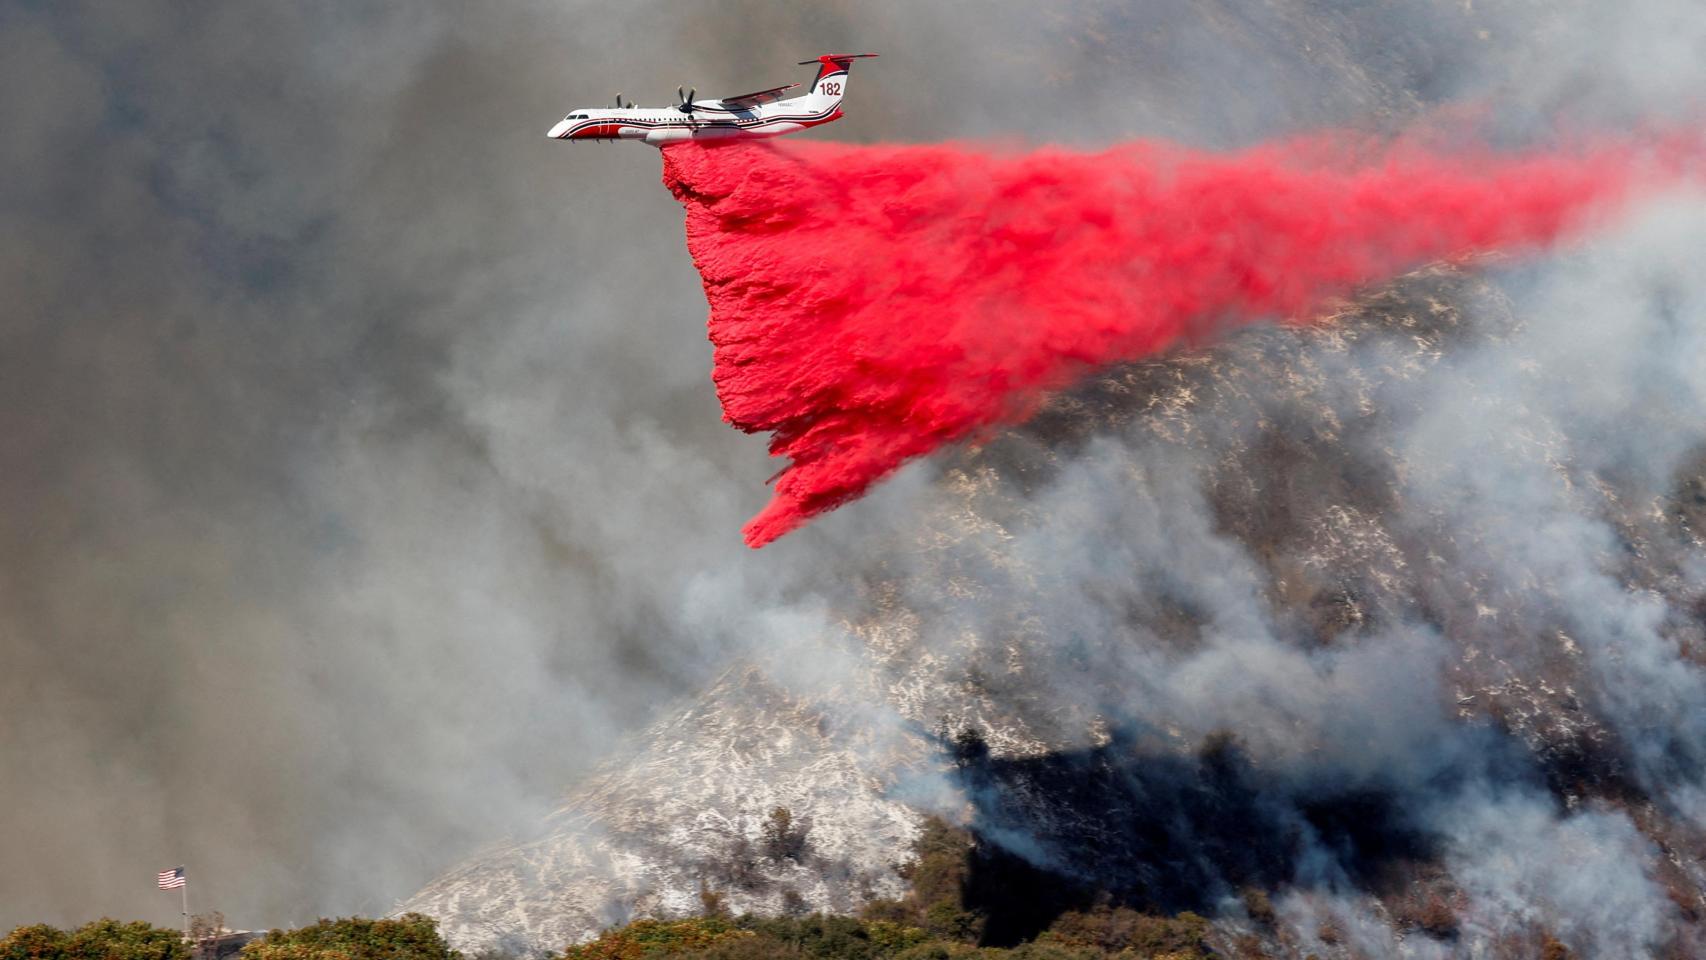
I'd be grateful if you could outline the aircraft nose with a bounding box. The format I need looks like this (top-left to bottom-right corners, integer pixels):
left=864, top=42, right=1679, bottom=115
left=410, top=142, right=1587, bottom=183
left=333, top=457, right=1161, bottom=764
left=547, top=119, right=572, bottom=139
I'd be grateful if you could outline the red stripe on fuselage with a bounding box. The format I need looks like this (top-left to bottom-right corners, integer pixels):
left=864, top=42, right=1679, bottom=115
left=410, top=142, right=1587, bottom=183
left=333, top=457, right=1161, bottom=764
left=554, top=104, right=840, bottom=140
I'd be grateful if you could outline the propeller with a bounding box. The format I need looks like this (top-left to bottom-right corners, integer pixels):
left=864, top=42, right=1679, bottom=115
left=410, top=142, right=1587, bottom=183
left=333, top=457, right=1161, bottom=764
left=677, top=86, right=697, bottom=113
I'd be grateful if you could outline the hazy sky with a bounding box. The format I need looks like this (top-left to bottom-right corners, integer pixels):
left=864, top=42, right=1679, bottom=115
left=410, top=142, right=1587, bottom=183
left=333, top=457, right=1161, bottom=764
left=3, top=0, right=1702, bottom=936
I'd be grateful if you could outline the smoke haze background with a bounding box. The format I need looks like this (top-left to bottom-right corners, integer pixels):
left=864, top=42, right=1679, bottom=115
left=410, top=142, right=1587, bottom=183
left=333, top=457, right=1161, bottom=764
left=3, top=0, right=1705, bottom=947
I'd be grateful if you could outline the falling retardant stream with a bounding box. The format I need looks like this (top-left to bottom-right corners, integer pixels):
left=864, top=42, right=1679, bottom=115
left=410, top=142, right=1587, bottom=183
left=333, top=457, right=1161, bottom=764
left=660, top=132, right=1703, bottom=547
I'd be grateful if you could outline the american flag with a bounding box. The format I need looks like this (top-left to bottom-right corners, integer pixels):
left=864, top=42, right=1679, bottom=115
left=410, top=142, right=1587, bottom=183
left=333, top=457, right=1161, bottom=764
left=157, top=867, right=187, bottom=889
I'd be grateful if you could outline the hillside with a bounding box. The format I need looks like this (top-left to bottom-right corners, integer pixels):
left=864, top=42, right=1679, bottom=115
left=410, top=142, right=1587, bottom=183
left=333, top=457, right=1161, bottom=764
left=406, top=253, right=1706, bottom=957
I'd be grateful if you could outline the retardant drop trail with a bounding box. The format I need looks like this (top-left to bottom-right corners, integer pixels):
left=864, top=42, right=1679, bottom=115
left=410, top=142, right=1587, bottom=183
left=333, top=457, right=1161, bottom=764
left=661, top=135, right=1697, bottom=547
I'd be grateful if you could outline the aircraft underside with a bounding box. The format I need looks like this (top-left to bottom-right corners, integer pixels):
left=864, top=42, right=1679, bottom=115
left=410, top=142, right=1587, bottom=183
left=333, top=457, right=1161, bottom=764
left=630, top=119, right=817, bottom=145
left=555, top=106, right=841, bottom=146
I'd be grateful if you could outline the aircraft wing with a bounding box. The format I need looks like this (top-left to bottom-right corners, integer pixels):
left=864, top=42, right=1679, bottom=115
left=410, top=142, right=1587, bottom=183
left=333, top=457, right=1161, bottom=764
left=719, top=83, right=799, bottom=108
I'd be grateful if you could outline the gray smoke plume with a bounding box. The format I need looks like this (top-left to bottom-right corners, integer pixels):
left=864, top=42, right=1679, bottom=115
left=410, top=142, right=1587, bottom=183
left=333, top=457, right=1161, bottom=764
left=893, top=199, right=1706, bottom=956
left=4, top=2, right=1706, bottom=958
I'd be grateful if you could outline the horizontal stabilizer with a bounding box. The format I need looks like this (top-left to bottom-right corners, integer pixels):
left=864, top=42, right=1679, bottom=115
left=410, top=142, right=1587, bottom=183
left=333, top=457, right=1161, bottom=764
left=796, top=53, right=879, bottom=64
left=720, top=83, right=800, bottom=108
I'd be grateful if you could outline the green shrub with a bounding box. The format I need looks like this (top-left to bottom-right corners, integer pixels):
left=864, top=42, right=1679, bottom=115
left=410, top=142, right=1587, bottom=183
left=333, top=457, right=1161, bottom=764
left=241, top=915, right=458, bottom=960
left=2, top=920, right=189, bottom=960
left=1001, top=943, right=1102, bottom=960
left=885, top=819, right=978, bottom=943
left=1041, top=908, right=1209, bottom=959
left=889, top=943, right=977, bottom=960
left=561, top=918, right=751, bottom=960
left=739, top=915, right=931, bottom=960
left=556, top=905, right=1220, bottom=960
left=920, top=906, right=980, bottom=946
left=654, top=937, right=789, bottom=960
left=859, top=923, right=928, bottom=956
left=1125, top=910, right=1210, bottom=959
left=903, top=821, right=973, bottom=909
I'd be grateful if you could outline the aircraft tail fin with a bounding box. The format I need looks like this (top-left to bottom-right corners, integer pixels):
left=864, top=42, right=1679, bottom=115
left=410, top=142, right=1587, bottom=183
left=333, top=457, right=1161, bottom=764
left=797, top=53, right=877, bottom=102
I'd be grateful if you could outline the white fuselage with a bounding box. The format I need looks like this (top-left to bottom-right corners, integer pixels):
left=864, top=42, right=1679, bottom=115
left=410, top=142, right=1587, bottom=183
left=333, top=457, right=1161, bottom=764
left=548, top=94, right=842, bottom=145
left=548, top=59, right=861, bottom=146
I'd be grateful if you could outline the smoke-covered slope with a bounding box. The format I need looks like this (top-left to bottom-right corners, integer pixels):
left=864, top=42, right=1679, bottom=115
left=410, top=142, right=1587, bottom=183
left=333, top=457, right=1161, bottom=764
left=407, top=234, right=1706, bottom=957
left=402, top=666, right=923, bottom=955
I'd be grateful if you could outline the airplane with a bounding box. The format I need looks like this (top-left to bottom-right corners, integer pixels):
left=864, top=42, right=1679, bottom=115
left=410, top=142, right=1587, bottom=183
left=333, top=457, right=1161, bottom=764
left=546, top=53, right=877, bottom=146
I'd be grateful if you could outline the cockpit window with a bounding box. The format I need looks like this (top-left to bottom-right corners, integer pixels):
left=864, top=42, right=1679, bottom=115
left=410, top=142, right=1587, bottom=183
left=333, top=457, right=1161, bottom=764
left=568, top=113, right=589, bottom=119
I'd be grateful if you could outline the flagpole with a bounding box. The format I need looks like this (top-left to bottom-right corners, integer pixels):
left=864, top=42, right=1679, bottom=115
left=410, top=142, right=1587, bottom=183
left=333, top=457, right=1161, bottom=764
left=180, top=874, right=191, bottom=942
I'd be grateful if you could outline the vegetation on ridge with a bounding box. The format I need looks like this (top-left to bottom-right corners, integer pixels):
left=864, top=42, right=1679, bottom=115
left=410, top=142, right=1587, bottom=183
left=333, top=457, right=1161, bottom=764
left=562, top=818, right=1212, bottom=960
left=2, top=811, right=1594, bottom=960
left=1, top=915, right=460, bottom=960
left=243, top=915, right=461, bottom=960
left=1, top=920, right=190, bottom=960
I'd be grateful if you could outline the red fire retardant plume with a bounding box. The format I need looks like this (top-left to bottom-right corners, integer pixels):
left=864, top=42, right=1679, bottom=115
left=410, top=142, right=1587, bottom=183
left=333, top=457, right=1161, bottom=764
left=661, top=135, right=1686, bottom=547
